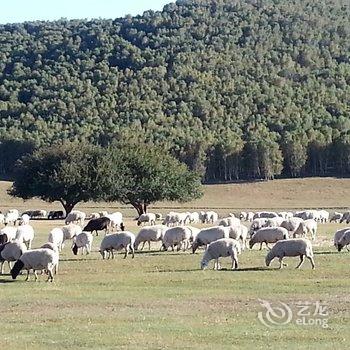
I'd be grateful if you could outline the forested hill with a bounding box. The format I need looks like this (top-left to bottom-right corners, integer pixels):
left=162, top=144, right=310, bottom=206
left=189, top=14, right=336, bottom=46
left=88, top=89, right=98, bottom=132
left=0, top=0, right=349, bottom=181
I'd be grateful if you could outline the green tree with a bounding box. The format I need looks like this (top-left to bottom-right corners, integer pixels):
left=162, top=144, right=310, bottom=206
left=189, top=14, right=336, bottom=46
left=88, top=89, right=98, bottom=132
left=9, top=142, right=102, bottom=215
left=98, top=143, right=203, bottom=216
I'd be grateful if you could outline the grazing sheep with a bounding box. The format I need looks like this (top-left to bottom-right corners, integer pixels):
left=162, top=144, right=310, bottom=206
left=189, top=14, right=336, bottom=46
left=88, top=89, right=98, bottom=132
left=134, top=225, right=167, bottom=250
left=336, top=230, right=350, bottom=252
left=247, top=212, right=254, bottom=222
left=295, top=210, right=319, bottom=221
left=62, top=224, right=82, bottom=242
left=248, top=218, right=268, bottom=237
left=201, top=238, right=240, bottom=270
left=318, top=210, right=329, bottom=223
left=106, top=212, right=123, bottom=230
left=48, top=228, right=64, bottom=251
left=40, top=242, right=58, bottom=252
left=48, top=210, right=64, bottom=220
left=137, top=213, right=156, bottom=226
left=162, top=226, right=192, bottom=251
left=340, top=211, right=350, bottom=224
left=0, top=226, right=17, bottom=244
left=65, top=210, right=86, bottom=225
left=253, top=211, right=278, bottom=219
left=0, top=241, right=27, bottom=274
left=293, top=219, right=317, bottom=240
left=83, top=217, right=111, bottom=236
left=187, top=226, right=201, bottom=243
left=99, top=211, right=109, bottom=217
left=218, top=217, right=241, bottom=227
left=265, top=217, right=284, bottom=227
left=162, top=212, right=189, bottom=226
left=15, top=224, right=35, bottom=249
left=330, top=212, right=342, bottom=223
left=72, top=232, right=93, bottom=255
left=89, top=212, right=100, bottom=220
left=155, top=213, right=163, bottom=221
left=333, top=228, right=350, bottom=251
left=226, top=225, right=248, bottom=250
left=192, top=226, right=230, bottom=253
left=188, top=212, right=200, bottom=224
left=11, top=248, right=59, bottom=282
left=265, top=238, right=315, bottom=269
left=99, top=232, right=135, bottom=259
left=203, top=211, right=219, bottom=224
left=239, top=212, right=247, bottom=221
left=280, top=217, right=304, bottom=235
left=249, top=227, right=289, bottom=250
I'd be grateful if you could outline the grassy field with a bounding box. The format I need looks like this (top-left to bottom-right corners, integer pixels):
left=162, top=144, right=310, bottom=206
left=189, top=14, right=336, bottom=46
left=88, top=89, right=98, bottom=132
left=0, top=178, right=350, bottom=349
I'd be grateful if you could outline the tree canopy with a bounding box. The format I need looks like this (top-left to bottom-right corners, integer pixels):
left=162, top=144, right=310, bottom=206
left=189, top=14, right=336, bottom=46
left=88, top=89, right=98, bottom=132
left=10, top=141, right=202, bottom=215
left=0, top=0, right=349, bottom=181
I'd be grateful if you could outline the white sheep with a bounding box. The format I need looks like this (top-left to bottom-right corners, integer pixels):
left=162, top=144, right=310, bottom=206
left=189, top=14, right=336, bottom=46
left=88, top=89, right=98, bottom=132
left=89, top=212, right=100, bottom=219
left=330, top=212, right=342, bottom=223
left=5, top=210, right=19, bottom=225
left=0, top=241, right=27, bottom=274
left=15, top=224, right=35, bottom=249
left=201, top=238, right=240, bottom=270
left=265, top=238, right=315, bottom=269
left=333, top=228, right=350, bottom=251
left=187, top=226, right=201, bottom=243
left=48, top=228, right=64, bottom=251
left=280, top=217, right=304, bottom=235
left=106, top=212, right=123, bottom=230
left=249, top=227, right=289, bottom=250
left=100, top=232, right=135, bottom=259
left=137, top=213, right=156, bottom=226
left=265, top=217, right=284, bottom=227
left=19, top=214, right=30, bottom=225
left=62, top=224, right=82, bottom=242
left=217, top=216, right=241, bottom=227
left=226, top=224, right=248, bottom=250
left=65, top=210, right=86, bottom=225
left=188, top=212, right=200, bottom=224
left=155, top=213, right=163, bottom=221
left=248, top=218, right=268, bottom=236
left=72, top=232, right=93, bottom=255
left=203, top=211, right=219, bottom=224
left=99, top=211, right=109, bottom=217
left=0, top=226, right=17, bottom=244
left=134, top=225, right=167, bottom=250
left=247, top=212, right=254, bottom=222
left=192, top=226, right=230, bottom=253
left=239, top=212, right=247, bottom=221
left=162, top=212, right=189, bottom=226
left=318, top=210, right=329, bottom=223
left=293, top=219, right=317, bottom=240
left=11, top=248, right=59, bottom=281
left=162, top=226, right=192, bottom=251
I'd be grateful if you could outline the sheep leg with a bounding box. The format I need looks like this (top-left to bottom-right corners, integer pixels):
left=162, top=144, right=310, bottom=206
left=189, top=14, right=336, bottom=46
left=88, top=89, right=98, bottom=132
left=148, top=241, right=151, bottom=251
left=259, top=242, right=263, bottom=250
left=296, top=255, right=305, bottom=269
left=140, top=241, right=145, bottom=251
left=34, top=270, right=38, bottom=281
left=0, top=261, right=4, bottom=274
left=265, top=242, right=270, bottom=250
left=308, top=256, right=316, bottom=269
left=278, top=257, right=285, bottom=269
left=124, top=245, right=129, bottom=259
left=47, top=268, right=54, bottom=282
left=131, top=246, right=135, bottom=259
left=25, top=270, right=30, bottom=281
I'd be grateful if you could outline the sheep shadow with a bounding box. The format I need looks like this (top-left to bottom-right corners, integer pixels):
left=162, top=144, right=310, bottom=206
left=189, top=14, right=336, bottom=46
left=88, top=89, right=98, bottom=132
left=314, top=251, right=340, bottom=255
left=60, top=257, right=101, bottom=262
left=0, top=278, right=15, bottom=284
left=152, top=266, right=271, bottom=273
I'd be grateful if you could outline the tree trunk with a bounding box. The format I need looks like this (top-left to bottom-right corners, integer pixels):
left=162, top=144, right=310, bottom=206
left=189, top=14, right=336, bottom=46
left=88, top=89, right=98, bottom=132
left=143, top=203, right=147, bottom=214
left=131, top=202, right=144, bottom=216
left=59, top=200, right=77, bottom=217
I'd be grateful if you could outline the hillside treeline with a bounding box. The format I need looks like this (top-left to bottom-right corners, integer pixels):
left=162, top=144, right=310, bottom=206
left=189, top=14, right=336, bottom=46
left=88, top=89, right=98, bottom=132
left=0, top=0, right=349, bottom=180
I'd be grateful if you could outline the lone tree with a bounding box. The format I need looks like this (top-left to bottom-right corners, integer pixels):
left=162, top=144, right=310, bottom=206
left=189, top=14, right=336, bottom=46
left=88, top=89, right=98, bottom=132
left=98, top=143, right=203, bottom=216
left=10, top=141, right=102, bottom=215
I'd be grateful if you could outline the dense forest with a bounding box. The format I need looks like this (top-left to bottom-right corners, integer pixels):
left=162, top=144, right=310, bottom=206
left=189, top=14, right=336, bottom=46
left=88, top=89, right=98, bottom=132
left=0, top=0, right=349, bottom=181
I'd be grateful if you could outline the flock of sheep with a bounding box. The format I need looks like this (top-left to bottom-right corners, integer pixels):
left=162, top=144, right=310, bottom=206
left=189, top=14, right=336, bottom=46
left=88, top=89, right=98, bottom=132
left=0, top=208, right=349, bottom=282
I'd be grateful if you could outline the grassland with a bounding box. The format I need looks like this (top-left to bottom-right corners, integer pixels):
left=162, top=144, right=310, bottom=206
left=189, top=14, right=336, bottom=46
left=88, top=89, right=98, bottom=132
left=0, top=178, right=350, bottom=349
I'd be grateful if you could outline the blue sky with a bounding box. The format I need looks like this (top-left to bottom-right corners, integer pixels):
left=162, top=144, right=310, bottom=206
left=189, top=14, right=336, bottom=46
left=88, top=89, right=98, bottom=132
left=0, top=0, right=173, bottom=24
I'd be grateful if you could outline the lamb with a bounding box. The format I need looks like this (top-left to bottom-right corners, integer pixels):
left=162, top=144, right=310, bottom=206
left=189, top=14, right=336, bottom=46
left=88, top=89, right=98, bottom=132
left=162, top=226, right=192, bottom=251
left=0, top=241, right=27, bottom=274
left=134, top=225, right=167, bottom=250
left=99, top=232, right=135, bottom=259
left=72, top=232, right=93, bottom=255
left=192, top=226, right=230, bottom=253
left=265, top=238, right=315, bottom=269
left=0, top=226, right=17, bottom=244
left=188, top=212, right=200, bottom=224
left=62, top=224, right=82, bottom=242
left=65, top=210, right=86, bottom=225
left=48, top=228, right=64, bottom=251
left=318, top=210, right=329, bottom=223
left=218, top=217, right=241, bottom=227
left=336, top=230, right=350, bottom=252
left=249, top=227, right=289, bottom=250
left=330, top=212, right=342, bottom=223
left=89, top=212, right=100, bottom=219
left=137, top=213, right=156, bottom=226
left=4, top=210, right=19, bottom=225
left=333, top=228, right=350, bottom=251
left=11, top=248, right=59, bottom=282
left=15, top=224, right=35, bottom=249
left=83, top=217, right=111, bottom=236
left=200, top=238, right=240, bottom=270
left=293, top=219, right=317, bottom=240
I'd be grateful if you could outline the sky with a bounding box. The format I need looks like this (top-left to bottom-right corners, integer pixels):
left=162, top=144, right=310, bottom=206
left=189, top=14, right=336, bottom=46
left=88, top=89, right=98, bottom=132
left=0, top=0, right=173, bottom=24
